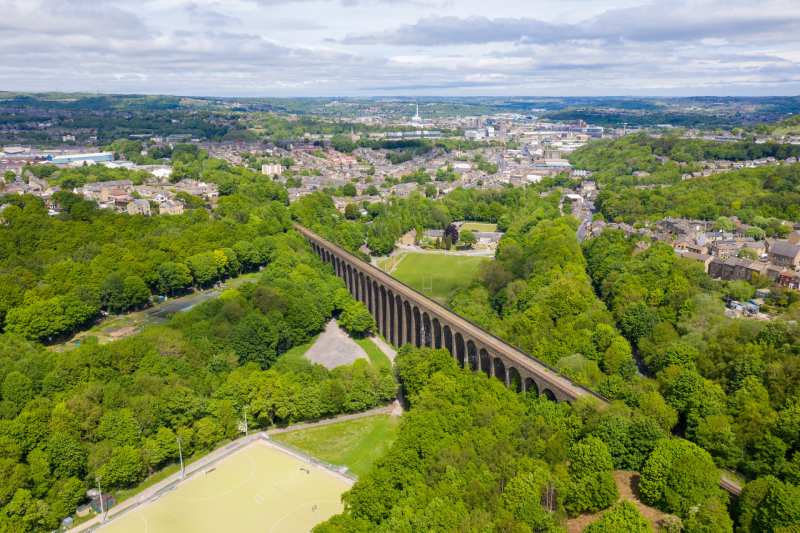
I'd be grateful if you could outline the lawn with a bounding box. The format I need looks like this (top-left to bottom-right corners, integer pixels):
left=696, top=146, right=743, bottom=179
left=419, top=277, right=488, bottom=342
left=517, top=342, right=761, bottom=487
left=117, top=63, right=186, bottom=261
left=272, top=415, right=400, bottom=478
left=460, top=221, right=498, bottom=232
left=102, top=441, right=350, bottom=533
left=388, top=252, right=489, bottom=304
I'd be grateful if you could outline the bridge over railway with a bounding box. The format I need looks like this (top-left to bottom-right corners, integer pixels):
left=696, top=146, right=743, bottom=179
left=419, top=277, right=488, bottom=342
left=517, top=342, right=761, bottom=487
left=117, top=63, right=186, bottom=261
left=296, top=224, right=744, bottom=497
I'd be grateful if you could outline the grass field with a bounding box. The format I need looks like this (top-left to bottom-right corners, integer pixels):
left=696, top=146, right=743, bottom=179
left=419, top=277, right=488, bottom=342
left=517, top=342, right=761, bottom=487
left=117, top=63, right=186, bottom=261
left=272, top=415, right=400, bottom=478
left=101, top=441, right=350, bottom=533
left=388, top=252, right=489, bottom=304
left=460, top=221, right=498, bottom=232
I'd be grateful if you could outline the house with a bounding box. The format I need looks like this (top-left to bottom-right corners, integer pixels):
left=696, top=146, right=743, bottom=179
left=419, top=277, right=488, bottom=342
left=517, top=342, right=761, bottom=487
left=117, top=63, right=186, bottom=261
left=158, top=201, right=184, bottom=215
left=127, top=199, right=151, bottom=216
left=708, top=257, right=767, bottom=281
left=675, top=250, right=713, bottom=273
left=768, top=240, right=800, bottom=268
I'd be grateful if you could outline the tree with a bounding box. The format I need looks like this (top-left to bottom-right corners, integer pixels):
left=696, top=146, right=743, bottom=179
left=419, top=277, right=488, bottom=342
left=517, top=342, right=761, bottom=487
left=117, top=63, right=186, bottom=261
left=565, top=436, right=619, bottom=515
left=736, top=476, right=800, bottom=533
left=231, top=311, right=281, bottom=368
left=460, top=229, right=476, bottom=248
left=186, top=252, right=220, bottom=287
left=639, top=439, right=722, bottom=517
left=156, top=262, right=193, bottom=295
left=444, top=223, right=459, bottom=245
left=584, top=501, right=653, bottom=533
left=339, top=301, right=374, bottom=337
left=344, top=203, right=360, bottom=220
left=341, top=183, right=357, bottom=197
left=97, top=446, right=144, bottom=488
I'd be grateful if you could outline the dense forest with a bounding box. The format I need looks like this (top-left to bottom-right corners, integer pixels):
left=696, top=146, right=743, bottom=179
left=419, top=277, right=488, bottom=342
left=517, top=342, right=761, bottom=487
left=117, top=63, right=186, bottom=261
left=317, top=345, right=799, bottom=532
left=584, top=232, right=800, bottom=486
left=0, top=150, right=289, bottom=342
left=595, top=163, right=800, bottom=226
left=0, top=227, right=395, bottom=530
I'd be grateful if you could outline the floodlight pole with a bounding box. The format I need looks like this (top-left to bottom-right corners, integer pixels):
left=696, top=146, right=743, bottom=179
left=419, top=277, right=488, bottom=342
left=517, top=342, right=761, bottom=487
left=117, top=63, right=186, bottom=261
left=177, top=436, right=185, bottom=479
left=96, top=477, right=105, bottom=522
left=243, top=405, right=249, bottom=436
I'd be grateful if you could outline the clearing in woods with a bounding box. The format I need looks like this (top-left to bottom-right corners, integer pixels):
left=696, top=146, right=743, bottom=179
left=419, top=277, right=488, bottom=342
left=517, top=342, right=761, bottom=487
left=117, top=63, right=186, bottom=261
left=99, top=440, right=351, bottom=533
left=386, top=252, right=489, bottom=305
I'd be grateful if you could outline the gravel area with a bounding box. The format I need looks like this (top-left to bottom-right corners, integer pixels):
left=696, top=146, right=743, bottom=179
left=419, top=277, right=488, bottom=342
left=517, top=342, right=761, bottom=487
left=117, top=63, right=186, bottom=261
left=304, top=320, right=368, bottom=369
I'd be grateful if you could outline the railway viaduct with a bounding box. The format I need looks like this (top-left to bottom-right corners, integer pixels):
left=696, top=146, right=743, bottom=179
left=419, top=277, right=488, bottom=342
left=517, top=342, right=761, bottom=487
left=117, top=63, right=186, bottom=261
left=296, top=224, right=743, bottom=496
left=296, top=224, right=604, bottom=403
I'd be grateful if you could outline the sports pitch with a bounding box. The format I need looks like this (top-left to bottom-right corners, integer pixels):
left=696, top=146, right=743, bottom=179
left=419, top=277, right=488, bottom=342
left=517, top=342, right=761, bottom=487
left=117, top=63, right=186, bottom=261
left=100, top=440, right=351, bottom=533
left=388, top=252, right=489, bottom=304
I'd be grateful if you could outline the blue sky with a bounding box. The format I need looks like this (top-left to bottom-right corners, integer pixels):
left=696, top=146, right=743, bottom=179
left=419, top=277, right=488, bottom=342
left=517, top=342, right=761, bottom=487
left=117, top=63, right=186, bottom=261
left=1, top=0, right=799, bottom=96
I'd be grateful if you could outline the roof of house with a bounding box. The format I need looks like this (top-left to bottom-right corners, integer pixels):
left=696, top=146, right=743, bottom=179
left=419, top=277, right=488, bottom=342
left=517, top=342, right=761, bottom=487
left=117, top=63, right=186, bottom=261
left=769, top=240, right=800, bottom=258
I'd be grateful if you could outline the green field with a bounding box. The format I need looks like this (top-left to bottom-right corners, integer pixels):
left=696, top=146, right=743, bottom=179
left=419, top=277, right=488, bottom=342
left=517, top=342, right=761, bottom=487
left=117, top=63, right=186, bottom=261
left=101, top=441, right=350, bottom=533
left=272, top=415, right=400, bottom=478
left=388, top=252, right=489, bottom=304
left=460, top=221, right=498, bottom=232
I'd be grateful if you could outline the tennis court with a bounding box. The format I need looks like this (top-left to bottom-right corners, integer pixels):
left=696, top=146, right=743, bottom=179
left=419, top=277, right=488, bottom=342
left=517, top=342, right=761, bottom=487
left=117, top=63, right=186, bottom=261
left=100, top=440, right=351, bottom=533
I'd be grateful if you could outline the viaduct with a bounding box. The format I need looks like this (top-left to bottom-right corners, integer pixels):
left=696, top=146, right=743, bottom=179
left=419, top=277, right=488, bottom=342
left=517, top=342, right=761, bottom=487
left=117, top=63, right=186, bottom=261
left=296, top=223, right=604, bottom=404
left=296, top=224, right=743, bottom=496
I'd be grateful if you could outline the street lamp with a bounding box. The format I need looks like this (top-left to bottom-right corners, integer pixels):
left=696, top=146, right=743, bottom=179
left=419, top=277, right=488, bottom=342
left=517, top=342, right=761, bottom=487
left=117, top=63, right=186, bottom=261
left=177, top=436, right=185, bottom=479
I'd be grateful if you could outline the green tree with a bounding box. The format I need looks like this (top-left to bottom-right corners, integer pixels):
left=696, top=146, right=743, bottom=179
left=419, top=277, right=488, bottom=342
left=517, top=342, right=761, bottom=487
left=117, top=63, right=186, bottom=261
left=231, top=312, right=281, bottom=368
left=584, top=501, right=653, bottom=533
left=459, top=229, right=477, bottom=248
left=639, top=439, right=722, bottom=517
left=565, top=436, right=619, bottom=516
left=156, top=262, right=193, bottom=295
left=97, top=446, right=144, bottom=488
left=339, top=301, right=374, bottom=337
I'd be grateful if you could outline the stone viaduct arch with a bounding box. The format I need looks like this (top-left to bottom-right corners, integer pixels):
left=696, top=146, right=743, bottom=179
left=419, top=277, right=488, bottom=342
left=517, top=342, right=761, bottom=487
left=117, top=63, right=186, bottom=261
left=297, top=223, right=602, bottom=404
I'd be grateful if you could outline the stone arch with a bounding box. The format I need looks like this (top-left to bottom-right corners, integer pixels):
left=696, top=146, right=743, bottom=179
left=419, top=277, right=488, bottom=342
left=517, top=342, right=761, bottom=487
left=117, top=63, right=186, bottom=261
left=542, top=389, right=557, bottom=402
left=422, top=312, right=432, bottom=347
left=524, top=378, right=539, bottom=396
left=454, top=332, right=465, bottom=367
left=380, top=286, right=388, bottom=338
left=508, top=367, right=522, bottom=392
left=404, top=300, right=413, bottom=347
left=359, top=272, right=367, bottom=305
left=395, top=295, right=404, bottom=345
left=432, top=318, right=442, bottom=349
left=373, top=281, right=381, bottom=336
left=346, top=264, right=354, bottom=295
left=387, top=290, right=396, bottom=344
left=366, top=277, right=373, bottom=314
left=493, top=357, right=506, bottom=384
left=467, top=340, right=478, bottom=371
left=443, top=325, right=453, bottom=355
left=412, top=306, right=422, bottom=347
left=479, top=348, right=491, bottom=377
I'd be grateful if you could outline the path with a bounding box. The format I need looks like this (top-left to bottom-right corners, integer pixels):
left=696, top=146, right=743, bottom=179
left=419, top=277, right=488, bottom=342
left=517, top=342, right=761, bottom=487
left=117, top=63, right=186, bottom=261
left=71, top=405, right=394, bottom=532
left=370, top=334, right=397, bottom=362
left=566, top=471, right=676, bottom=532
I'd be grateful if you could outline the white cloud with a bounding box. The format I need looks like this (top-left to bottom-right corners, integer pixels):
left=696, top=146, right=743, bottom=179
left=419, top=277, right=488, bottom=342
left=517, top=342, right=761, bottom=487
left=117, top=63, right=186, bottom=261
left=0, top=0, right=798, bottom=95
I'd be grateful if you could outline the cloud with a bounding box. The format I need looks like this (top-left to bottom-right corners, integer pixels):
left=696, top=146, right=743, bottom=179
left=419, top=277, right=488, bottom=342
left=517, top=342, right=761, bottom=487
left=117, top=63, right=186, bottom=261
left=342, top=1, right=800, bottom=46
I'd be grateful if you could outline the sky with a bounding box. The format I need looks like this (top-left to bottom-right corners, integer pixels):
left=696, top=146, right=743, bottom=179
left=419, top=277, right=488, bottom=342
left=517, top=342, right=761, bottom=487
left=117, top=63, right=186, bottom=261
left=1, top=0, right=800, bottom=97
